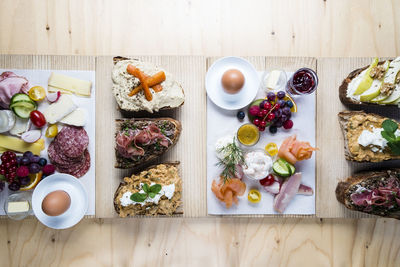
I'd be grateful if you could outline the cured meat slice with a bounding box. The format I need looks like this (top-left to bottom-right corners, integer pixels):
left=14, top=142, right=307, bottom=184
left=54, top=126, right=89, bottom=158
left=54, top=149, right=90, bottom=178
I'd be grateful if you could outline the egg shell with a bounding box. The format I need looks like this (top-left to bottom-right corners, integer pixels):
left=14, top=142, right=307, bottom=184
left=221, top=69, right=245, bottom=94
left=42, top=190, right=71, bottom=216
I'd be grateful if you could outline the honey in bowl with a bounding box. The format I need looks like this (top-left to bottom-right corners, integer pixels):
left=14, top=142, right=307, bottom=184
left=221, top=69, right=245, bottom=94
left=237, top=123, right=260, bottom=146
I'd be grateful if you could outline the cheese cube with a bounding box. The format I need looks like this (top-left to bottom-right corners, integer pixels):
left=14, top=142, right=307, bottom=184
left=43, top=95, right=77, bottom=124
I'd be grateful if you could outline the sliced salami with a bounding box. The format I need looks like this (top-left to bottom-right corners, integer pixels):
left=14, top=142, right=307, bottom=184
left=54, top=126, right=89, bottom=158
left=54, top=149, right=90, bottom=178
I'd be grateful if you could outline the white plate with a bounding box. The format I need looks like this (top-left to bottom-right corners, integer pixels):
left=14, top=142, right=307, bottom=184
left=32, top=174, right=88, bottom=229
left=206, top=57, right=259, bottom=110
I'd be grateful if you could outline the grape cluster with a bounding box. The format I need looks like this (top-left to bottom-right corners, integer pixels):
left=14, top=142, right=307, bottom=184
left=249, top=91, right=294, bottom=133
left=0, top=151, right=56, bottom=192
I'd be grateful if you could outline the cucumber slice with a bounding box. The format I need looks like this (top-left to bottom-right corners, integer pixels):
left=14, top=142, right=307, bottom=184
left=272, top=158, right=295, bottom=177
left=10, top=93, right=31, bottom=105
left=9, top=100, right=37, bottom=111
left=11, top=106, right=34, bottom=119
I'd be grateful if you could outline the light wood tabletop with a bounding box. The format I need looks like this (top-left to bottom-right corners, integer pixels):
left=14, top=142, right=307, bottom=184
left=1, top=0, right=400, bottom=266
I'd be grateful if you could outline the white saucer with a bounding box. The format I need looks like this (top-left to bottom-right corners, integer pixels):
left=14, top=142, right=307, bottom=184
left=206, top=56, right=259, bottom=110
left=32, top=173, right=88, bottom=229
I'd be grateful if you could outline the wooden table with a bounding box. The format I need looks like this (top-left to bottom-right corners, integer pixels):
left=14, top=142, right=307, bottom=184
left=1, top=0, right=400, bottom=266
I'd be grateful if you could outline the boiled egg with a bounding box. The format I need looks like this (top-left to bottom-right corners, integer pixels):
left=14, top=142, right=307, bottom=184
left=221, top=69, right=245, bottom=94
left=42, top=190, right=71, bottom=216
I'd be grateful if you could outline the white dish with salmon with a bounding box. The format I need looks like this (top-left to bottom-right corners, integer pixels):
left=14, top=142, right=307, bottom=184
left=0, top=69, right=96, bottom=219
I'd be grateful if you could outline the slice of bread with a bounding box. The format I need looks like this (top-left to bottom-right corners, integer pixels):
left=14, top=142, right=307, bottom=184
left=114, top=162, right=183, bottom=217
left=339, top=60, right=394, bottom=107
left=112, top=56, right=185, bottom=113
left=338, top=110, right=400, bottom=162
left=336, top=169, right=400, bottom=219
left=115, top=118, right=181, bottom=169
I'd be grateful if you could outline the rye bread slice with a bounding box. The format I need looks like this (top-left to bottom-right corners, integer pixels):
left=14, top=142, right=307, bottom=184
left=338, top=110, right=400, bottom=162
left=113, top=162, right=183, bottom=217
left=114, top=117, right=181, bottom=169
left=112, top=56, right=185, bottom=113
left=336, top=169, right=400, bottom=219
left=339, top=60, right=394, bottom=107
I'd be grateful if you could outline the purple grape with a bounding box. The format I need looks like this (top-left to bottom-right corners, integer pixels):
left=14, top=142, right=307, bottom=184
left=267, top=92, right=276, bottom=101
left=259, top=100, right=268, bottom=109
left=8, top=181, right=20, bottom=191
left=277, top=99, right=286, bottom=108
left=0, top=181, right=4, bottom=192
left=274, top=120, right=283, bottom=128
left=274, top=109, right=282, bottom=118
left=281, top=114, right=288, bottom=122
left=282, top=107, right=291, bottom=115
left=28, top=163, right=41, bottom=174
left=31, top=155, right=40, bottom=163
left=277, top=91, right=286, bottom=99
left=19, top=176, right=30, bottom=186
left=23, top=151, right=33, bottom=159
left=16, top=156, right=22, bottom=165
left=21, top=157, right=30, bottom=166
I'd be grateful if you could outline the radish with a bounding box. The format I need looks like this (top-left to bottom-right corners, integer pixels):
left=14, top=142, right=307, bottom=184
left=21, top=130, right=41, bottom=143
left=47, top=91, right=61, bottom=103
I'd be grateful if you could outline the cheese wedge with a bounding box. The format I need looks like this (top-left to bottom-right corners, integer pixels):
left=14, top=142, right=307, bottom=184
left=60, top=108, right=86, bottom=126
left=0, top=135, right=44, bottom=155
left=8, top=201, right=30, bottom=213
left=48, top=73, right=92, bottom=96
left=43, top=95, right=77, bottom=124
left=47, top=86, right=73, bottom=95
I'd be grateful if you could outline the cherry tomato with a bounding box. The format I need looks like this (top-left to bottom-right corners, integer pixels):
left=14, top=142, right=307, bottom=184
left=30, top=110, right=46, bottom=128
left=265, top=142, right=278, bottom=157
left=248, top=189, right=261, bottom=203
left=259, top=174, right=275, bottom=186
left=28, top=86, right=46, bottom=101
left=45, top=124, right=58, bottom=138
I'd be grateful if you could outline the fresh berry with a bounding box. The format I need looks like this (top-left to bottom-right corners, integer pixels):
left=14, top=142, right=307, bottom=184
left=274, top=120, right=283, bottom=128
left=9, top=172, right=16, bottom=179
left=19, top=176, right=30, bottom=186
left=263, top=102, right=272, bottom=110
left=38, top=158, right=47, bottom=167
left=267, top=113, right=275, bottom=121
left=277, top=99, right=286, bottom=108
left=10, top=159, right=17, bottom=166
left=282, top=107, right=291, bottom=115
left=16, top=156, right=22, bottom=165
left=281, top=114, right=288, bottom=122
left=31, top=155, right=40, bottom=163
left=259, top=100, right=268, bottom=109
left=274, top=103, right=280, bottom=110
left=8, top=181, right=20, bottom=191
left=29, top=163, right=41, bottom=174
left=249, top=106, right=260, bottom=116
left=23, top=151, right=33, bottom=159
left=283, top=120, right=294, bottom=129
left=267, top=92, right=276, bottom=101
left=253, top=118, right=260, bottom=126
left=286, top=100, right=294, bottom=108
left=275, top=109, right=283, bottom=118
left=257, top=111, right=263, bottom=118
left=261, top=109, right=268, bottom=116
left=1, top=154, right=8, bottom=162
left=21, top=157, right=30, bottom=165
left=260, top=174, right=275, bottom=186
left=277, top=91, right=286, bottom=99
left=42, top=164, right=56, bottom=176
left=237, top=111, right=245, bottom=120
left=5, top=162, right=11, bottom=169
left=260, top=120, right=267, bottom=127
left=258, top=126, right=266, bottom=132
left=269, top=125, right=278, bottom=134
left=16, top=166, right=29, bottom=177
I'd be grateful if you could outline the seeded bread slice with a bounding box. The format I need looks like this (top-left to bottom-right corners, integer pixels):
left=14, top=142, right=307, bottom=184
left=336, top=169, right=400, bottom=219
left=115, top=117, right=181, bottom=169
left=338, top=110, right=400, bottom=162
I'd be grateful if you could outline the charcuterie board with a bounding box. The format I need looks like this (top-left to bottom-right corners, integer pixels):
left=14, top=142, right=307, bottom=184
left=1, top=55, right=397, bottom=220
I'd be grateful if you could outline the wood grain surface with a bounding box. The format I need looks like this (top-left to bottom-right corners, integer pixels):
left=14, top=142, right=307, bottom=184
left=1, top=0, right=400, bottom=266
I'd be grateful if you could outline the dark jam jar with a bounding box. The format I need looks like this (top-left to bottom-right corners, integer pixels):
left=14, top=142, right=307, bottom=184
left=286, top=68, right=318, bottom=95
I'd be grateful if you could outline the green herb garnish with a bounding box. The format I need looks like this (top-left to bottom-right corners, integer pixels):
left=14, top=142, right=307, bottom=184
left=381, top=119, right=400, bottom=155
left=130, top=183, right=162, bottom=202
left=216, top=137, right=245, bottom=184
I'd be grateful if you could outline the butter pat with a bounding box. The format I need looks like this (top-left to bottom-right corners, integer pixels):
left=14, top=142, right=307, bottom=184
left=48, top=73, right=92, bottom=96
left=8, top=201, right=30, bottom=213
left=44, top=95, right=77, bottom=124
left=60, top=108, right=86, bottom=126
left=265, top=70, right=282, bottom=90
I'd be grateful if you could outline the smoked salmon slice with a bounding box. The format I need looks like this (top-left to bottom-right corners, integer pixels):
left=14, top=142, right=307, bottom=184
left=211, top=177, right=246, bottom=208
left=278, top=135, right=317, bottom=165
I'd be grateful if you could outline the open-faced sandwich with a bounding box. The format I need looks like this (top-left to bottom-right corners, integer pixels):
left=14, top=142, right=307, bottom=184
left=114, top=163, right=183, bottom=217
left=115, top=118, right=181, bottom=169
left=339, top=57, right=400, bottom=107
left=338, top=111, right=400, bottom=162
left=336, top=169, right=400, bottom=219
left=112, top=56, right=185, bottom=113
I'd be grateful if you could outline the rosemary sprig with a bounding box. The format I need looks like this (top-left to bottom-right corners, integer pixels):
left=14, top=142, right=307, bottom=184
left=216, top=137, right=245, bottom=183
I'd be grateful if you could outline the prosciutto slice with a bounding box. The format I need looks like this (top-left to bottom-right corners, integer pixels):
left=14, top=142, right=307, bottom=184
left=0, top=72, right=29, bottom=108
left=273, top=172, right=302, bottom=213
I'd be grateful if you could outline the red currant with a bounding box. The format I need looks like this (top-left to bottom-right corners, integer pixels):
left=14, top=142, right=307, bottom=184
left=257, top=111, right=263, bottom=118
left=261, top=109, right=268, bottom=116
left=274, top=103, right=280, bottom=110
left=260, top=120, right=267, bottom=127
left=253, top=119, right=260, bottom=126
left=9, top=152, right=16, bottom=160
left=267, top=113, right=275, bottom=121
left=258, top=126, right=266, bottom=132
left=10, top=159, right=17, bottom=166
left=9, top=172, right=16, bottom=179
left=5, top=162, right=11, bottom=169
left=263, top=102, right=272, bottom=110
left=260, top=174, right=275, bottom=186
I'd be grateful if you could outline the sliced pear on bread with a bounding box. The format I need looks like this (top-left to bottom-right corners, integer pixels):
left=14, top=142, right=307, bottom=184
left=353, top=58, right=379, bottom=95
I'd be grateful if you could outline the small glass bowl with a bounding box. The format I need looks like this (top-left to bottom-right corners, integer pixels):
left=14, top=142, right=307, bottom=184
left=241, top=149, right=272, bottom=180
left=4, top=191, right=32, bottom=220
left=260, top=70, right=287, bottom=92
left=236, top=123, right=260, bottom=147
